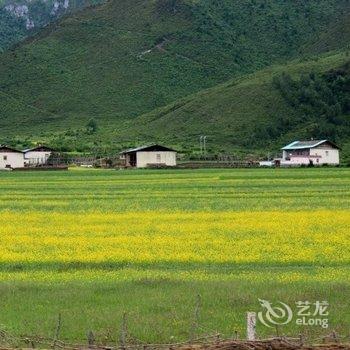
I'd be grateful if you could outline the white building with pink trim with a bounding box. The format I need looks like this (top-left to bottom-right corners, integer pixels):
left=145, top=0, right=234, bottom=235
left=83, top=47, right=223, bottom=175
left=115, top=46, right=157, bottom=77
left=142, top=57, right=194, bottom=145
left=281, top=140, right=340, bottom=166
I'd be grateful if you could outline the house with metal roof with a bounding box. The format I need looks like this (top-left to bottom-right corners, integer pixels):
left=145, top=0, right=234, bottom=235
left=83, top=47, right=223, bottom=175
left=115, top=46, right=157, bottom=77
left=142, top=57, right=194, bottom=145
left=120, top=144, right=177, bottom=168
left=281, top=140, right=340, bottom=166
left=23, top=145, right=55, bottom=166
left=0, top=145, right=25, bottom=169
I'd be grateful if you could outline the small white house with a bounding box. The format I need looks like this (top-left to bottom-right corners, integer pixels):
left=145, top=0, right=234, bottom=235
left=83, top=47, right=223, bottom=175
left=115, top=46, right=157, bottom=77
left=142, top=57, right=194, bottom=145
left=120, top=144, right=177, bottom=168
left=23, top=145, right=54, bottom=166
left=281, top=140, right=340, bottom=166
left=0, top=145, right=25, bottom=169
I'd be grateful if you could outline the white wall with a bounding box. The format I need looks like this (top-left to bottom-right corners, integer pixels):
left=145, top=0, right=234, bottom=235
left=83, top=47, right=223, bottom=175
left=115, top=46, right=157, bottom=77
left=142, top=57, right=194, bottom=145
left=259, top=161, right=274, bottom=167
left=310, top=148, right=339, bottom=165
left=0, top=152, right=25, bottom=169
left=281, top=157, right=311, bottom=166
left=136, top=151, right=176, bottom=168
left=281, top=148, right=339, bottom=166
left=24, top=151, right=52, bottom=165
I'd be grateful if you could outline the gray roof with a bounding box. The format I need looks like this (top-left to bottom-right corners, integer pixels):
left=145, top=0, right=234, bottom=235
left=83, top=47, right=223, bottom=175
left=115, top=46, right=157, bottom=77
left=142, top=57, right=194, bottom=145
left=120, top=145, right=152, bottom=153
left=282, top=140, right=340, bottom=150
left=120, top=144, right=177, bottom=154
left=0, top=145, right=23, bottom=153
left=23, top=145, right=54, bottom=153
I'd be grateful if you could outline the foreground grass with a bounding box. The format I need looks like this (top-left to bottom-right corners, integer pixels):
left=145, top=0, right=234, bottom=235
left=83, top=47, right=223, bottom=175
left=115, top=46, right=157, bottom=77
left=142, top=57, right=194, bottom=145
left=0, top=168, right=349, bottom=343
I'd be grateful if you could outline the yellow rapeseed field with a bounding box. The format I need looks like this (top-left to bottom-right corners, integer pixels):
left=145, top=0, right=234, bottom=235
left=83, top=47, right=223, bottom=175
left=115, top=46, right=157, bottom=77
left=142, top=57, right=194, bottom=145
left=0, top=168, right=349, bottom=341
left=0, top=210, right=349, bottom=266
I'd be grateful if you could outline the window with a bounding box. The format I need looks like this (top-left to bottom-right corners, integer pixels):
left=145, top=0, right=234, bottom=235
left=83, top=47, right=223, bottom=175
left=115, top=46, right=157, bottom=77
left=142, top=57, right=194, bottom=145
left=156, top=154, right=161, bottom=163
left=3, top=155, right=7, bottom=161
left=325, top=151, right=329, bottom=156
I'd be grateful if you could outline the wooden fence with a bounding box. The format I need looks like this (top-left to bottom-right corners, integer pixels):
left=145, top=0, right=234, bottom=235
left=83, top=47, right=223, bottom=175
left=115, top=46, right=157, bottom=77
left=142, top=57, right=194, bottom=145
left=0, top=310, right=348, bottom=350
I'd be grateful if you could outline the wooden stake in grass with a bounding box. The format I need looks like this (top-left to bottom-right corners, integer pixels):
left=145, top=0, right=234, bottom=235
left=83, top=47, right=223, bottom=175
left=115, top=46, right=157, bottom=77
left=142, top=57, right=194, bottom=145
left=87, top=330, right=95, bottom=348
left=299, top=333, right=304, bottom=346
left=190, top=294, right=202, bottom=342
left=275, top=325, right=280, bottom=338
left=119, top=312, right=128, bottom=350
left=246, top=312, right=256, bottom=341
left=332, top=331, right=339, bottom=343
left=52, top=313, right=62, bottom=349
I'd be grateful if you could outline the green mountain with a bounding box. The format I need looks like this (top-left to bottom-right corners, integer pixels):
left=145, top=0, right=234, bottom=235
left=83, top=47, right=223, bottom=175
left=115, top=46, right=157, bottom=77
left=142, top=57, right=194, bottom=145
left=0, top=0, right=349, bottom=158
left=302, top=10, right=350, bottom=55
left=124, top=52, right=350, bottom=159
left=0, top=0, right=103, bottom=52
left=0, top=6, right=27, bottom=51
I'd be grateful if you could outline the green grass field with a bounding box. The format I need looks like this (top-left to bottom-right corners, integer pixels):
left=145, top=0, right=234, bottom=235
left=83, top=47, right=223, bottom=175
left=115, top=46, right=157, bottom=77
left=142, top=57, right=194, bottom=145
left=0, top=168, right=349, bottom=344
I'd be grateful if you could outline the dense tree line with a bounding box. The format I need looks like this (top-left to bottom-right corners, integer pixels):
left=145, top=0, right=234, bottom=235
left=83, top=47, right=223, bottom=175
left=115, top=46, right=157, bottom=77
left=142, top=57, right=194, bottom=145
left=272, top=63, right=350, bottom=142
left=0, top=9, right=26, bottom=52
left=0, top=0, right=104, bottom=51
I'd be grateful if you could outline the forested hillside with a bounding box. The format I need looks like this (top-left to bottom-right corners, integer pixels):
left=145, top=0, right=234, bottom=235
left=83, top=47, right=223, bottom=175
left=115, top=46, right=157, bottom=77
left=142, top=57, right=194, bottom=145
left=302, top=10, right=350, bottom=55
left=0, top=0, right=349, bottom=158
left=0, top=7, right=26, bottom=50
left=117, top=52, right=350, bottom=159
left=0, top=0, right=103, bottom=52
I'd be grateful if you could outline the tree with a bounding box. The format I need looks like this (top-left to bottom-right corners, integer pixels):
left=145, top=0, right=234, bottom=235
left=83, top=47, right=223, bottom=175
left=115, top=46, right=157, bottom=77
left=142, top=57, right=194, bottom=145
left=86, top=118, right=98, bottom=134
left=155, top=0, right=183, bottom=15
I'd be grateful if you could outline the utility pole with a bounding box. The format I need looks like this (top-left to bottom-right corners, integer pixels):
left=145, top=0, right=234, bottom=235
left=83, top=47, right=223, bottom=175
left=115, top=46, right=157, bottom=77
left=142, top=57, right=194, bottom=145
left=203, top=136, right=207, bottom=156
left=199, top=136, right=203, bottom=156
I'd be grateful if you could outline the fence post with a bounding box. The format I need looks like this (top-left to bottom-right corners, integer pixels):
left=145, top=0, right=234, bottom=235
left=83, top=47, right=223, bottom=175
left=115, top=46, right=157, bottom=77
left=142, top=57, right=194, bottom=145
left=332, top=331, right=339, bottom=343
left=119, top=312, right=128, bottom=350
left=299, top=333, right=304, bottom=346
left=52, top=313, right=62, bottom=349
left=246, top=312, right=256, bottom=341
left=190, top=294, right=202, bottom=342
left=87, top=330, right=95, bottom=348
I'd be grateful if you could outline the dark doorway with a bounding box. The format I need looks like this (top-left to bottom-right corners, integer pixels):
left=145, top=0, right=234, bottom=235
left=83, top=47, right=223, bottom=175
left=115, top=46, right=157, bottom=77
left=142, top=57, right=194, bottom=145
left=129, top=153, right=137, bottom=167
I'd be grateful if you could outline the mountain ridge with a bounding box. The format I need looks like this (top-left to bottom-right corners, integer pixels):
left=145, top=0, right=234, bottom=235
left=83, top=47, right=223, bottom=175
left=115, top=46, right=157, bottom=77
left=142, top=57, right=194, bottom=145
left=0, top=0, right=103, bottom=51
left=0, top=0, right=349, bottom=159
left=117, top=51, right=350, bottom=153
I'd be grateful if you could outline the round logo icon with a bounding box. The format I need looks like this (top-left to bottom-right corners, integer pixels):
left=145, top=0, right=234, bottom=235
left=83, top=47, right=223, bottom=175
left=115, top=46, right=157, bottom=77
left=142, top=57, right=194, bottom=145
left=258, top=299, right=293, bottom=328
